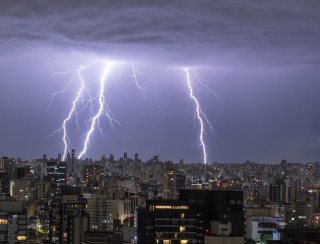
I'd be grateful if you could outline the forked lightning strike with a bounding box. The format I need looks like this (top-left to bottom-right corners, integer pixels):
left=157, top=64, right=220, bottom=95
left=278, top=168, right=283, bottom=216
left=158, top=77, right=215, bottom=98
left=184, top=67, right=214, bottom=164
left=78, top=62, right=118, bottom=159
left=49, top=66, right=87, bottom=161
left=49, top=62, right=215, bottom=164
left=49, top=61, right=119, bottom=160
left=131, top=64, right=148, bottom=99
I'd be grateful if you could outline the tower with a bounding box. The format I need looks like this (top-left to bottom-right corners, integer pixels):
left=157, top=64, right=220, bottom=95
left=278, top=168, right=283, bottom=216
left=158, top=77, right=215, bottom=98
left=110, top=154, right=114, bottom=164
left=134, top=153, right=138, bottom=163
left=163, top=161, right=175, bottom=199
left=57, top=153, right=62, bottom=162
left=47, top=161, right=67, bottom=187
left=70, top=149, right=76, bottom=175
left=134, top=153, right=139, bottom=177
left=175, top=174, right=185, bottom=199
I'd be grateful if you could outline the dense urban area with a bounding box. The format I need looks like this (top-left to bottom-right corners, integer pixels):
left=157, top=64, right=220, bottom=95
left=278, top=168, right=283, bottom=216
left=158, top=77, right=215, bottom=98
left=0, top=151, right=319, bottom=244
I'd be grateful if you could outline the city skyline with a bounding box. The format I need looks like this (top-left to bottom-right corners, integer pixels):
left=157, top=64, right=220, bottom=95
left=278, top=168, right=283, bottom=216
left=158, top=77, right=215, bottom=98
left=1, top=1, right=320, bottom=163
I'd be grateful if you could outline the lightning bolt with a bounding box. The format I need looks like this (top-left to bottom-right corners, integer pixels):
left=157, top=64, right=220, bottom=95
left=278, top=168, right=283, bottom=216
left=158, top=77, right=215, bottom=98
left=49, top=61, right=116, bottom=161
left=130, top=64, right=166, bottom=115
left=78, top=62, right=118, bottom=159
left=46, top=78, right=74, bottom=111
left=193, top=67, right=221, bottom=104
left=184, top=67, right=214, bottom=164
left=49, top=62, right=215, bottom=164
left=131, top=63, right=149, bottom=99
left=48, top=66, right=88, bottom=161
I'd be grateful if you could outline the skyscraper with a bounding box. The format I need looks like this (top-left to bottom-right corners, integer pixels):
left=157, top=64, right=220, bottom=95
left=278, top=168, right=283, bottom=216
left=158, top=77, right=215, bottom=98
left=57, top=153, right=62, bottom=162
left=0, top=201, right=27, bottom=243
left=163, top=161, right=175, bottom=199
left=110, top=154, right=114, bottom=165
left=134, top=153, right=138, bottom=163
left=49, top=187, right=88, bottom=243
left=71, top=149, right=76, bottom=174
left=47, top=161, right=67, bottom=187
left=0, top=157, right=15, bottom=180
left=180, top=189, right=244, bottom=237
left=138, top=200, right=203, bottom=244
left=175, top=174, right=185, bottom=199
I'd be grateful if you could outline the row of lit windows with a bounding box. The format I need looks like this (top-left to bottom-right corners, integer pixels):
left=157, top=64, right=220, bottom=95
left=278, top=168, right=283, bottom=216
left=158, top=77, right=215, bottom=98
left=150, top=205, right=189, bottom=211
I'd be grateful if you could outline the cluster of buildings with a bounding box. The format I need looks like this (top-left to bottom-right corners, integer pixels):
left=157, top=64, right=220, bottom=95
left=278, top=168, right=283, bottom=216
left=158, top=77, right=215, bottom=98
left=0, top=153, right=320, bottom=243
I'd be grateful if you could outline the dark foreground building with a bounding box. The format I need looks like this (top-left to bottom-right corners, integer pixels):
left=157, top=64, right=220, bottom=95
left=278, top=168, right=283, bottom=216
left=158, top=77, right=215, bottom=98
left=138, top=189, right=244, bottom=244
left=138, top=200, right=203, bottom=244
left=180, top=189, right=244, bottom=237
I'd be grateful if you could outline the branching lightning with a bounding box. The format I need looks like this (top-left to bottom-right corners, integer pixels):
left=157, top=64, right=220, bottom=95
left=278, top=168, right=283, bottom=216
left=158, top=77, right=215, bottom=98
left=131, top=63, right=149, bottom=99
left=48, top=66, right=87, bottom=161
left=49, top=61, right=119, bottom=161
left=184, top=67, right=214, bottom=164
left=78, top=62, right=118, bottom=159
left=130, top=64, right=166, bottom=115
left=48, top=62, right=216, bottom=164
left=193, top=67, right=221, bottom=104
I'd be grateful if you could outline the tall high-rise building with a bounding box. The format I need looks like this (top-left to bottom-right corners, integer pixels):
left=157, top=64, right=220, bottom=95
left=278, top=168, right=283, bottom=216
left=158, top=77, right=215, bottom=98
left=269, top=181, right=287, bottom=203
left=134, top=153, right=138, bottom=163
left=139, top=188, right=245, bottom=243
left=57, top=153, right=62, bottom=162
left=35, top=181, right=51, bottom=201
left=82, top=164, right=104, bottom=189
left=0, top=172, right=10, bottom=196
left=71, top=149, right=76, bottom=174
left=138, top=200, right=203, bottom=244
left=0, top=200, right=28, bottom=243
left=86, top=194, right=125, bottom=232
left=175, top=174, right=185, bottom=199
left=47, top=161, right=66, bottom=187
left=16, top=166, right=30, bottom=179
left=163, top=161, right=175, bottom=199
left=0, top=157, right=15, bottom=180
left=110, top=154, right=114, bottom=164
left=10, top=177, right=34, bottom=201
left=66, top=152, right=71, bottom=164
left=133, top=153, right=139, bottom=177
left=124, top=152, right=128, bottom=163
left=49, top=187, right=88, bottom=244
left=180, top=189, right=244, bottom=237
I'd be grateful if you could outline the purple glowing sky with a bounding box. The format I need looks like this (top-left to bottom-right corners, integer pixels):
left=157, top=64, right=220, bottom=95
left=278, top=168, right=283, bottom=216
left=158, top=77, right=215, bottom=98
left=0, top=0, right=320, bottom=163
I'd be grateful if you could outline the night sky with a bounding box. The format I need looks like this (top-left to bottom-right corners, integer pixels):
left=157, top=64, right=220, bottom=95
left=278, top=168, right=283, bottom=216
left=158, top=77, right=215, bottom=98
left=1, top=0, right=320, bottom=163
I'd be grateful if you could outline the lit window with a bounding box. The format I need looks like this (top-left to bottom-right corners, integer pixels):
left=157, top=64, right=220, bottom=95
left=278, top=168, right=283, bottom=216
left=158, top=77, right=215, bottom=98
left=17, top=236, right=27, bottom=241
left=180, top=226, right=186, bottom=232
left=0, top=219, right=8, bottom=224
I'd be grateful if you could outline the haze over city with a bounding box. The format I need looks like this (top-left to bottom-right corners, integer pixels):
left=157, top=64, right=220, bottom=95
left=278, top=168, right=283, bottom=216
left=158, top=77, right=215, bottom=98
left=1, top=0, right=320, bottom=163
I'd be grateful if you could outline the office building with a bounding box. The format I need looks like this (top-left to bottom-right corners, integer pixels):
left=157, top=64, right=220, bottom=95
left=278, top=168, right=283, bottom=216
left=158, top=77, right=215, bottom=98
left=180, top=189, right=244, bottom=237
left=46, top=161, right=66, bottom=187
left=86, top=194, right=125, bottom=232
left=0, top=172, right=10, bottom=196
left=0, top=157, right=15, bottom=180
left=10, top=177, right=34, bottom=201
left=138, top=200, right=203, bottom=244
left=82, top=164, right=104, bottom=189
left=71, top=149, right=76, bottom=174
left=163, top=161, right=175, bottom=199
left=0, top=200, right=27, bottom=243
left=49, top=187, right=88, bottom=244
left=175, top=174, right=185, bottom=199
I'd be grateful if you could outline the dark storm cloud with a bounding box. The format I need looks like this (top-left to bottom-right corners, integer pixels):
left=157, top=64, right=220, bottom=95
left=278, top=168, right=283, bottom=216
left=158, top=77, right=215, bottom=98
left=1, top=0, right=320, bottom=163
left=1, top=0, right=320, bottom=65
